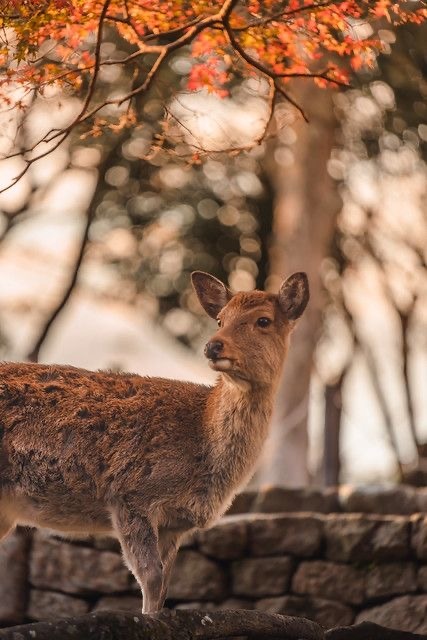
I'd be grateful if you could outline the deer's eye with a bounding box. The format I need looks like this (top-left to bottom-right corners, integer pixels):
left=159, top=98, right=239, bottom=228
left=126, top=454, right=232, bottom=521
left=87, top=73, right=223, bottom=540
left=217, top=318, right=222, bottom=327
left=257, top=317, right=271, bottom=328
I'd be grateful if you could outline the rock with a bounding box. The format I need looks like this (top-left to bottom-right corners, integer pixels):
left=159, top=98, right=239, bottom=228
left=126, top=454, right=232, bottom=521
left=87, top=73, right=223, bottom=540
left=252, top=487, right=339, bottom=514
left=411, top=515, right=427, bottom=560
left=179, top=530, right=197, bottom=550
left=168, top=550, right=227, bottom=601
left=292, top=560, right=365, bottom=605
left=30, top=533, right=134, bottom=594
left=178, top=598, right=255, bottom=611
left=226, top=491, right=257, bottom=515
left=340, top=485, right=418, bottom=515
left=197, top=517, right=248, bottom=559
left=232, top=557, right=293, bottom=597
left=417, top=565, right=427, bottom=591
left=249, top=514, right=323, bottom=557
left=256, top=595, right=354, bottom=628
left=365, top=562, right=417, bottom=600
left=0, top=530, right=30, bottom=625
left=356, top=595, right=427, bottom=634
left=93, top=596, right=141, bottom=613
left=220, top=598, right=254, bottom=610
left=325, top=515, right=374, bottom=562
left=415, top=488, right=427, bottom=513
left=325, top=514, right=409, bottom=562
left=174, top=601, right=217, bottom=610
left=28, top=589, right=90, bottom=621
left=370, top=516, right=410, bottom=559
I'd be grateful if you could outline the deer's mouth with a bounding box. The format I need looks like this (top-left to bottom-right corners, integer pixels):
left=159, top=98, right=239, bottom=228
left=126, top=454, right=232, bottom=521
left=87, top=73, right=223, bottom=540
left=208, top=357, right=233, bottom=371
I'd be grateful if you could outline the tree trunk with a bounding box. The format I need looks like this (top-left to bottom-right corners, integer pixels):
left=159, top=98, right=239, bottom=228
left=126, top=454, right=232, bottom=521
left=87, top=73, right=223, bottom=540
left=257, top=82, right=342, bottom=486
left=323, top=373, right=345, bottom=486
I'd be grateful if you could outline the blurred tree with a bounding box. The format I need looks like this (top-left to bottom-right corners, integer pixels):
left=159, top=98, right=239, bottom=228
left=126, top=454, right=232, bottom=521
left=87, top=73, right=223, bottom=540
left=257, top=83, right=342, bottom=485
left=318, top=20, right=427, bottom=484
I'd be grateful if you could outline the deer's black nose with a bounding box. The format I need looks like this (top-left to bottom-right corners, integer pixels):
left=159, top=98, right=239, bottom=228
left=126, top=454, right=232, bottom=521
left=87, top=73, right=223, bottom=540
left=205, top=340, right=223, bottom=360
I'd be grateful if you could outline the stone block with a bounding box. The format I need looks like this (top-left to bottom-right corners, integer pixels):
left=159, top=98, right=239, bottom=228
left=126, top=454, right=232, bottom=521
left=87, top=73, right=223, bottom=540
left=292, top=560, right=365, bottom=605
left=340, top=484, right=418, bottom=515
left=252, top=487, right=339, bottom=514
left=226, top=491, right=257, bottom=515
left=411, top=515, right=427, bottom=560
left=249, top=514, right=323, bottom=557
left=30, top=533, right=134, bottom=594
left=356, top=595, right=427, bottom=634
left=232, top=557, right=293, bottom=597
left=415, top=488, right=427, bottom=513
left=197, top=517, right=248, bottom=559
left=174, top=602, right=217, bottom=610
left=180, top=530, right=197, bottom=549
left=325, top=514, right=409, bottom=562
left=0, top=530, right=30, bottom=626
left=28, top=589, right=90, bottom=621
left=220, top=598, right=254, bottom=610
left=417, top=565, right=427, bottom=591
left=256, top=595, right=354, bottom=628
left=168, top=550, right=227, bottom=601
left=179, top=598, right=255, bottom=611
left=365, top=562, right=417, bottom=600
left=93, top=596, right=142, bottom=612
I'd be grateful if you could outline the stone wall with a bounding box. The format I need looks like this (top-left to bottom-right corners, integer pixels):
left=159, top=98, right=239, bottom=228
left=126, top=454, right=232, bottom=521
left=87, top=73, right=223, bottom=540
left=1, top=486, right=427, bottom=634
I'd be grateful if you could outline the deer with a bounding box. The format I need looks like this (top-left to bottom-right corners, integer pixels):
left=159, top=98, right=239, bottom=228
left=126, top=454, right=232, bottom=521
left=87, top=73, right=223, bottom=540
left=0, top=270, right=309, bottom=614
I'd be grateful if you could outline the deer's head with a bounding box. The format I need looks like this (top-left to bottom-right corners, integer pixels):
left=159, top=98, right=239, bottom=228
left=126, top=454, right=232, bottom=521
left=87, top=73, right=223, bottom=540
left=192, top=271, right=309, bottom=390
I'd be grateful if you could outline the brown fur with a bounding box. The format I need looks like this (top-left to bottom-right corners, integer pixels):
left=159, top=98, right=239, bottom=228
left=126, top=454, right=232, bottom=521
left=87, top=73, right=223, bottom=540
left=0, top=271, right=309, bottom=613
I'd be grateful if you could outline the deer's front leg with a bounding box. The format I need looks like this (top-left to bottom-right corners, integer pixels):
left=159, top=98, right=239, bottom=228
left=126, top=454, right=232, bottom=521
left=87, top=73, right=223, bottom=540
left=112, top=503, right=163, bottom=613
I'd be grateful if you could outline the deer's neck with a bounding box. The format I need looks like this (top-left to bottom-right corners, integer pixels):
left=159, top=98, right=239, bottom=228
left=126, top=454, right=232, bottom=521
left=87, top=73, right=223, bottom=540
left=202, top=377, right=275, bottom=511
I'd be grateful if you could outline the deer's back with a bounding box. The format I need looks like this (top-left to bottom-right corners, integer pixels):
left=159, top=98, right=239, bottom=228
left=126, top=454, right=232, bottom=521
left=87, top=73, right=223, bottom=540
left=0, top=362, right=211, bottom=525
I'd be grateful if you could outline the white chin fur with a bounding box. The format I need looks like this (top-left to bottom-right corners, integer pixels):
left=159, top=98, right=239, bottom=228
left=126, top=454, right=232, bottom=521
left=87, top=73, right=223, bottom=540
left=209, top=358, right=232, bottom=371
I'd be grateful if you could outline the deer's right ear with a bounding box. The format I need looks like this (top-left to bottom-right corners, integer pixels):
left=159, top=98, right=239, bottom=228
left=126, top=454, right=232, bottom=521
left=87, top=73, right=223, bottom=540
left=278, top=272, right=309, bottom=320
left=191, top=271, right=232, bottom=319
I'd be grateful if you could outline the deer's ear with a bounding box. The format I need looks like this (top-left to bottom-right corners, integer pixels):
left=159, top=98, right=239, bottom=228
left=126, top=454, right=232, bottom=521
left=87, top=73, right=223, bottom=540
left=191, top=271, right=232, bottom=319
left=278, top=272, right=309, bottom=320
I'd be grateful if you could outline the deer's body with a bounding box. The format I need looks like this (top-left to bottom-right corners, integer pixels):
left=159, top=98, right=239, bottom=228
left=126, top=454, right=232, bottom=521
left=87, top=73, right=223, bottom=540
left=0, top=271, right=309, bottom=613
left=0, top=363, right=270, bottom=534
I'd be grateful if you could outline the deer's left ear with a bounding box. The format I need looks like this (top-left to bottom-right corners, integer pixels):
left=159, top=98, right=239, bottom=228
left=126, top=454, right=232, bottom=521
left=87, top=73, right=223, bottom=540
left=191, top=271, right=232, bottom=319
left=278, top=272, right=309, bottom=320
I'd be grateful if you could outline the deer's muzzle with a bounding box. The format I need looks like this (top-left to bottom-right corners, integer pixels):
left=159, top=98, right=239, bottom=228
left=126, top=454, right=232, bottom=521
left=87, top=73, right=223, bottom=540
left=204, top=340, right=224, bottom=361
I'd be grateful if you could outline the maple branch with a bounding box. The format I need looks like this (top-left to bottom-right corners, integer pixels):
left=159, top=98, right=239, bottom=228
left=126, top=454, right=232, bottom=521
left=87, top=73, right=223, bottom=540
left=165, top=77, right=276, bottom=155
left=81, top=0, right=111, bottom=115
left=0, top=132, right=69, bottom=194
left=261, top=78, right=277, bottom=141
left=231, top=0, right=344, bottom=31
left=0, top=0, right=396, bottom=193
left=0, top=0, right=111, bottom=195
left=0, top=4, right=234, bottom=195
left=141, top=14, right=208, bottom=43
left=222, top=17, right=310, bottom=120
left=275, top=70, right=350, bottom=88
